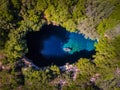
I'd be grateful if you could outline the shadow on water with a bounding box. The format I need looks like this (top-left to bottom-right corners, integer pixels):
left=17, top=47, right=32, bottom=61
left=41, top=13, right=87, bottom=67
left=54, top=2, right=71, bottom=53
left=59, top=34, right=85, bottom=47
left=26, top=24, right=96, bottom=67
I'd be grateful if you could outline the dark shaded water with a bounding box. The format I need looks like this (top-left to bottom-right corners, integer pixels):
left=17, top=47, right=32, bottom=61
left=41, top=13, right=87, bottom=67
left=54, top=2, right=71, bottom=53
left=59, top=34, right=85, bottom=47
left=26, top=25, right=96, bottom=67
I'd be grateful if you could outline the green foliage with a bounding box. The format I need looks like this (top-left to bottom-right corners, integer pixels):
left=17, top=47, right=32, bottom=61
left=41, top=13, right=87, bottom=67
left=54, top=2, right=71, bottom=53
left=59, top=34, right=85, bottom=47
left=62, top=81, right=82, bottom=90
left=28, top=10, right=39, bottom=23
left=72, top=0, right=86, bottom=22
left=0, top=0, right=14, bottom=49
left=5, top=29, right=27, bottom=62
left=77, top=0, right=120, bottom=39
left=49, top=65, right=60, bottom=77
left=97, top=3, right=120, bottom=35
left=36, top=0, right=47, bottom=13
left=94, top=36, right=120, bottom=71
left=63, top=19, right=77, bottom=32
left=0, top=28, right=9, bottom=49
left=22, top=68, right=55, bottom=90
left=0, top=0, right=13, bottom=22
left=112, top=35, right=120, bottom=57
left=93, top=35, right=120, bottom=89
left=0, top=69, right=23, bottom=89
left=11, top=0, right=21, bottom=10
left=95, top=37, right=116, bottom=59
left=44, top=0, right=85, bottom=31
left=76, top=58, right=96, bottom=83
left=77, top=58, right=95, bottom=76
left=94, top=35, right=120, bottom=65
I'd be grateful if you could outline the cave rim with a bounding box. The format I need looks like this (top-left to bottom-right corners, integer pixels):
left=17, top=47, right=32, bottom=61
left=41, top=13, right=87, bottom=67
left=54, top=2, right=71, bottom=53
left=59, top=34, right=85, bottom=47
left=25, top=24, right=96, bottom=67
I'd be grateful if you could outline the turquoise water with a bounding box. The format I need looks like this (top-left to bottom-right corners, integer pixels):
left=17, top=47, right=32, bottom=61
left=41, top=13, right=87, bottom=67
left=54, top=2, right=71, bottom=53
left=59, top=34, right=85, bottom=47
left=63, top=33, right=96, bottom=54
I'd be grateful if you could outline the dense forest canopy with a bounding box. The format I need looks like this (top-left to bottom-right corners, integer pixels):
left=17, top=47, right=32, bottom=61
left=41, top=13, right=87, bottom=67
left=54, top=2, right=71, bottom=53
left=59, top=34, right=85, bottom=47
left=0, top=0, right=120, bottom=89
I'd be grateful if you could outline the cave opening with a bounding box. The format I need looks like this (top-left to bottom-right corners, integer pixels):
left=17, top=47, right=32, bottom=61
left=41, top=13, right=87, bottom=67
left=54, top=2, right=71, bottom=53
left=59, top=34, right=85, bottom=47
left=26, top=24, right=96, bottom=67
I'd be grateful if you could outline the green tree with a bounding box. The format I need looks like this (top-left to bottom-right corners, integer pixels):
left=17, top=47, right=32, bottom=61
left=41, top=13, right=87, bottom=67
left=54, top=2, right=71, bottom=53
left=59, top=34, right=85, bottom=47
left=22, top=68, right=55, bottom=90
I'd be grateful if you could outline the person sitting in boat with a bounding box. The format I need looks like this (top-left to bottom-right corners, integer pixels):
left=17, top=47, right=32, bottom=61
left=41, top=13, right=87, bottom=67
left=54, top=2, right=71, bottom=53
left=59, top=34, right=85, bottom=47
left=63, top=47, right=72, bottom=52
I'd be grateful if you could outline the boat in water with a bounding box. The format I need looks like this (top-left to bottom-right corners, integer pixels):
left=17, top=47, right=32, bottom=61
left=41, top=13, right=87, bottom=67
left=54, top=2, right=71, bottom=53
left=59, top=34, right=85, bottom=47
left=63, top=47, right=72, bottom=52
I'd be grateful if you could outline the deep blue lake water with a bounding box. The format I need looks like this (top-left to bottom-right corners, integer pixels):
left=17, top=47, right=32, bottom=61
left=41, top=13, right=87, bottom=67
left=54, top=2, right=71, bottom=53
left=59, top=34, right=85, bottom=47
left=26, top=25, right=96, bottom=66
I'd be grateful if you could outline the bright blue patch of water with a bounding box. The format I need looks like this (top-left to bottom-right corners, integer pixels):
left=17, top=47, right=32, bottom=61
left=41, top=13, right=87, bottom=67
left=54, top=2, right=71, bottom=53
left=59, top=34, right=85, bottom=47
left=63, top=33, right=97, bottom=54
